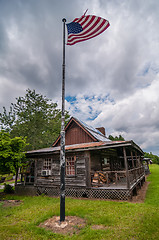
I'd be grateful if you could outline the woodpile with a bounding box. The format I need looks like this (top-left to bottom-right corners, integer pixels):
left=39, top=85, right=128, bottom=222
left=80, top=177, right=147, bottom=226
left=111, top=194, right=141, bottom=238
left=92, top=172, right=110, bottom=184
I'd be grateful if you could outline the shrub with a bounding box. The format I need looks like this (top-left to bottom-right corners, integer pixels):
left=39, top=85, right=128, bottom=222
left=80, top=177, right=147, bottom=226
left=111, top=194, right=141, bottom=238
left=5, top=175, right=13, bottom=181
left=0, top=176, right=6, bottom=183
left=3, top=184, right=14, bottom=194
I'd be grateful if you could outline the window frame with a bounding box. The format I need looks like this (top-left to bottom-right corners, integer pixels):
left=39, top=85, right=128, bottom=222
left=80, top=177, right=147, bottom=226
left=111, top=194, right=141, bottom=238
left=65, top=156, right=76, bottom=176
left=43, top=158, right=52, bottom=170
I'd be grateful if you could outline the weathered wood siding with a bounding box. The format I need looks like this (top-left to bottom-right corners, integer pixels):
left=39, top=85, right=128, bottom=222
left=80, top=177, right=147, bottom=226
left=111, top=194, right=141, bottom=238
left=35, top=152, right=90, bottom=188
left=55, top=121, right=95, bottom=146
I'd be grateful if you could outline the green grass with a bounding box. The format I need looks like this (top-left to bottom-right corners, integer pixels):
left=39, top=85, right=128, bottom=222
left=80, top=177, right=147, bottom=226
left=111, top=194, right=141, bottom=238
left=0, top=164, right=159, bottom=239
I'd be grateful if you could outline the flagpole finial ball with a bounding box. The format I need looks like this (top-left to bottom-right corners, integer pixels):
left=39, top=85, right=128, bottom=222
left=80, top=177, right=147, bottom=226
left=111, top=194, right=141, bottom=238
left=62, top=18, right=66, bottom=22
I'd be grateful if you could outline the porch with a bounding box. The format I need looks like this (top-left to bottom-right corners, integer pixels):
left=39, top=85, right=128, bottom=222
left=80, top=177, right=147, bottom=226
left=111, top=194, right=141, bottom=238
left=91, top=166, right=145, bottom=189
left=16, top=140, right=146, bottom=200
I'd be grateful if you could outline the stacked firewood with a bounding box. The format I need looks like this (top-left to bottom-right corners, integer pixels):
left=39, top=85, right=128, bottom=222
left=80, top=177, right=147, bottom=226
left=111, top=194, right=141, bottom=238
left=92, top=172, right=109, bottom=184
left=92, top=171, right=127, bottom=185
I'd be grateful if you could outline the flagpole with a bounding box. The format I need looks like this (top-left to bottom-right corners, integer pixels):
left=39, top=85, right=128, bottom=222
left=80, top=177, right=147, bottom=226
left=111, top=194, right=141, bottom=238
left=60, top=18, right=66, bottom=222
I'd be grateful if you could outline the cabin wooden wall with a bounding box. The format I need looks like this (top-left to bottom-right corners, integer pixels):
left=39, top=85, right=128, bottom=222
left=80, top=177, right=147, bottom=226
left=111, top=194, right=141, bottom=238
left=55, top=121, right=95, bottom=146
left=34, top=151, right=90, bottom=188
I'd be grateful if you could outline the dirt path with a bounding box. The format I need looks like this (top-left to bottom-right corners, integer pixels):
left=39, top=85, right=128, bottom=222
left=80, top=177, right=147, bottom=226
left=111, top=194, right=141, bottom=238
left=130, top=180, right=150, bottom=203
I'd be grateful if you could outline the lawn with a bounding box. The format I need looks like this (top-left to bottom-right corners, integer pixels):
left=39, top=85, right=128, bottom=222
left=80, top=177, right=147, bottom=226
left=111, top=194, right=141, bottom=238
left=0, top=164, right=159, bottom=240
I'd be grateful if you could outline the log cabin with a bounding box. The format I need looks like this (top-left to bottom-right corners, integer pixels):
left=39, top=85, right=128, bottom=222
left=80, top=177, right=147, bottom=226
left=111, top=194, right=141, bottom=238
left=16, top=117, right=146, bottom=200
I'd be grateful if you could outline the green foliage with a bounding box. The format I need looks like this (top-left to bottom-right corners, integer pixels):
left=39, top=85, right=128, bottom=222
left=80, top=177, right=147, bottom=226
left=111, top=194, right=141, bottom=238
left=0, top=174, right=13, bottom=182
left=0, top=131, right=27, bottom=174
left=144, top=152, right=159, bottom=164
left=0, top=176, right=6, bottom=183
left=3, top=184, right=14, bottom=194
left=5, top=174, right=13, bottom=181
left=108, top=134, right=125, bottom=141
left=0, top=89, right=70, bottom=150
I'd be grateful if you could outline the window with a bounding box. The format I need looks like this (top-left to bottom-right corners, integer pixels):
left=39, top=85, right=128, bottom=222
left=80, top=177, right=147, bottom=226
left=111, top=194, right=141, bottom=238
left=102, top=157, right=110, bottom=171
left=103, top=158, right=109, bottom=165
left=66, top=156, right=76, bottom=176
left=43, top=158, right=52, bottom=170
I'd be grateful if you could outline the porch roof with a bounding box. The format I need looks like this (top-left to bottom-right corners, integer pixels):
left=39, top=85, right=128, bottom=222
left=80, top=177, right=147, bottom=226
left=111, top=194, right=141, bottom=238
left=26, top=140, right=144, bottom=157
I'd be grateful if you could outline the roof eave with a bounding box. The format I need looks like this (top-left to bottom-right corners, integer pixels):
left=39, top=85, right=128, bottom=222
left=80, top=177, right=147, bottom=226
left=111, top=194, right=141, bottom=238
left=26, top=140, right=143, bottom=157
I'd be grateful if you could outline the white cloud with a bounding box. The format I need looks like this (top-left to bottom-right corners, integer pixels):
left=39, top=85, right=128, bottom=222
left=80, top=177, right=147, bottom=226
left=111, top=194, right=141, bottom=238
left=0, top=0, right=159, bottom=154
left=65, top=73, right=159, bottom=154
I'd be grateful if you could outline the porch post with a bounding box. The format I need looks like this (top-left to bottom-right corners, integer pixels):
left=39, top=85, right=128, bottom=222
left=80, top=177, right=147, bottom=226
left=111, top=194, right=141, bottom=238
left=135, top=151, right=140, bottom=167
left=130, top=150, right=135, bottom=168
left=34, top=159, right=37, bottom=186
left=123, top=147, right=130, bottom=189
left=85, top=151, right=91, bottom=188
left=131, top=151, right=136, bottom=181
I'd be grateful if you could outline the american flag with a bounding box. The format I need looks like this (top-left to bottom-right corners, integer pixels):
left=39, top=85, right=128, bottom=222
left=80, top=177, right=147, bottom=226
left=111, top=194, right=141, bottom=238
left=66, top=14, right=110, bottom=45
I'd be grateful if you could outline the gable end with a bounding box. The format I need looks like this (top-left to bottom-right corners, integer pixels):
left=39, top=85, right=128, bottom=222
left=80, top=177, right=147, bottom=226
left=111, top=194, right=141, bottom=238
left=53, top=117, right=98, bottom=147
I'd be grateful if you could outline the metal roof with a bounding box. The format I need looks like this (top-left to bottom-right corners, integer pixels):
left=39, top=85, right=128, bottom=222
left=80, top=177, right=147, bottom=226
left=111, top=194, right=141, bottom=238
left=26, top=140, right=144, bottom=156
left=52, top=116, right=110, bottom=147
left=74, top=117, right=110, bottom=142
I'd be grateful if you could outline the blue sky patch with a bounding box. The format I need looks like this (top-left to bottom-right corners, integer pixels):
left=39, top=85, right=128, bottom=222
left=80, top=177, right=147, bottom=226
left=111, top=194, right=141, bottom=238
left=66, top=96, right=77, bottom=104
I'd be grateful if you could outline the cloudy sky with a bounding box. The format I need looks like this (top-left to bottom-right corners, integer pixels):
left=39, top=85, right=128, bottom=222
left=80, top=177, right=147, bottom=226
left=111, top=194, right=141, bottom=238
left=0, top=0, right=159, bottom=155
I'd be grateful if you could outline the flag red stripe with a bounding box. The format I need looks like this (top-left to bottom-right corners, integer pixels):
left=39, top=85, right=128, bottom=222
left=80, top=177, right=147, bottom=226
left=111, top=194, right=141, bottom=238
left=81, top=19, right=106, bottom=37
left=67, top=27, right=109, bottom=45
left=82, top=15, right=97, bottom=30
left=67, top=31, right=106, bottom=45
left=73, top=18, right=79, bottom=22
left=67, top=24, right=109, bottom=45
left=67, top=23, right=110, bottom=45
left=68, top=19, right=107, bottom=39
left=67, top=15, right=110, bottom=45
left=67, top=21, right=109, bottom=43
left=76, top=15, right=90, bottom=25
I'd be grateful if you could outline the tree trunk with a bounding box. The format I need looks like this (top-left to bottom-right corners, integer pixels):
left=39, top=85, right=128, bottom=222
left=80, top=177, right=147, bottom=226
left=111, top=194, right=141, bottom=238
left=15, top=168, right=18, bottom=186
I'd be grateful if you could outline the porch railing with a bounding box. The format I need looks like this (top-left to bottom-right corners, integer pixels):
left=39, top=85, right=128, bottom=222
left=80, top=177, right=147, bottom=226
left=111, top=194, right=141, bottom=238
left=91, top=166, right=144, bottom=187
left=91, top=170, right=127, bottom=187
left=128, top=166, right=145, bottom=185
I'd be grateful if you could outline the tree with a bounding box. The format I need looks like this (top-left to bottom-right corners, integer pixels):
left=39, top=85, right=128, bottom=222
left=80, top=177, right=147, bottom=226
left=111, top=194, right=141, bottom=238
left=0, top=89, right=70, bottom=150
left=108, top=134, right=125, bottom=141
left=0, top=131, right=27, bottom=185
left=144, top=152, right=159, bottom=164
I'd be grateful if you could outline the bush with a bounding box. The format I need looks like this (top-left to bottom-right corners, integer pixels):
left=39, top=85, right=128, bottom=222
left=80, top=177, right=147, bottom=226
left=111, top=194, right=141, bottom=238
left=144, top=152, right=159, bottom=164
left=3, top=184, right=14, bottom=194
left=5, top=175, right=13, bottom=181
left=0, top=176, right=6, bottom=183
